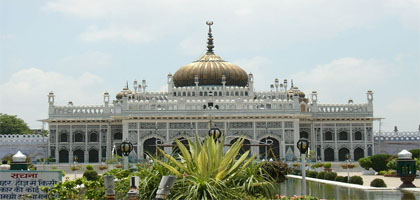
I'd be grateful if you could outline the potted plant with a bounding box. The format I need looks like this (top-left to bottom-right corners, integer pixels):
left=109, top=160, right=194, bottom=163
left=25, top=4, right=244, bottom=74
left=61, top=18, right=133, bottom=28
left=323, top=162, right=332, bottom=172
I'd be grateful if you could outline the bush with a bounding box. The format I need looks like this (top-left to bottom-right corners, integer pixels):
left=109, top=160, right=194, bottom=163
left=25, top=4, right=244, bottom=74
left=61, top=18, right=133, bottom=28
left=370, top=178, right=387, bottom=187
left=378, top=170, right=386, bottom=175
left=317, top=172, right=327, bottom=179
left=323, top=162, right=332, bottom=169
left=341, top=164, right=357, bottom=169
left=86, top=165, right=94, bottom=170
left=311, top=162, right=324, bottom=169
left=410, top=149, right=420, bottom=159
left=98, top=165, right=108, bottom=170
left=83, top=170, right=99, bottom=181
left=385, top=170, right=397, bottom=177
left=386, top=159, right=397, bottom=170
left=370, top=154, right=392, bottom=172
left=324, top=172, right=337, bottom=181
left=261, top=161, right=291, bottom=183
left=70, top=165, right=81, bottom=171
left=358, top=157, right=372, bottom=170
left=334, top=176, right=348, bottom=183
left=306, top=171, right=318, bottom=178
left=349, top=176, right=363, bottom=185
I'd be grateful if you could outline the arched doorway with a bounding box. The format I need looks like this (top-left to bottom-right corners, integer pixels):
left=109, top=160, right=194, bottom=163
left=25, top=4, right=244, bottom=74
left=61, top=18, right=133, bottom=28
left=354, top=148, right=364, bottom=161
left=172, top=137, right=189, bottom=156
left=59, top=149, right=69, bottom=163
left=324, top=148, right=334, bottom=161
left=230, top=138, right=251, bottom=156
left=73, top=149, right=85, bottom=163
left=259, top=137, right=280, bottom=160
left=338, top=148, right=350, bottom=161
left=89, top=149, right=99, bottom=163
left=300, top=131, right=309, bottom=139
left=143, top=137, right=163, bottom=159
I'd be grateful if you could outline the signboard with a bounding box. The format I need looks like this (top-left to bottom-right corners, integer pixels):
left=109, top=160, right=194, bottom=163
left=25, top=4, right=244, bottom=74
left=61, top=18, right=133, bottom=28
left=0, top=170, right=62, bottom=199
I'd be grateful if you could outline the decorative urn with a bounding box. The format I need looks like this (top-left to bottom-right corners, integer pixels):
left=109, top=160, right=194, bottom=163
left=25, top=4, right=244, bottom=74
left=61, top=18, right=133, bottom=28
left=397, top=149, right=417, bottom=188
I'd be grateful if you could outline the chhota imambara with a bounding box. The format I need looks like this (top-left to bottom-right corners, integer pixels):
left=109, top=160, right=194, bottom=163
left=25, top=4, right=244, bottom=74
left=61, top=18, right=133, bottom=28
left=44, top=21, right=376, bottom=164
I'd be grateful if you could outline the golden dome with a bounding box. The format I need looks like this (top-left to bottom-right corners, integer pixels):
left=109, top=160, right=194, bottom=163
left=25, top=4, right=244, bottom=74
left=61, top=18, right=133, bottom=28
left=172, top=21, right=248, bottom=87
left=288, top=86, right=305, bottom=98
left=116, top=85, right=133, bottom=99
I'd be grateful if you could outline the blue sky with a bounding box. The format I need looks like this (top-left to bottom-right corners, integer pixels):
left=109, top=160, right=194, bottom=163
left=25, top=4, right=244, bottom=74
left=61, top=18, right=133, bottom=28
left=0, top=0, right=419, bottom=131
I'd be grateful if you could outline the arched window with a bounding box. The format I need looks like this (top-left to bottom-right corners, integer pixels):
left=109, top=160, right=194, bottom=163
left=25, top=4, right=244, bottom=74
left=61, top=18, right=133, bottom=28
left=89, top=132, right=98, bottom=142
left=143, top=137, right=163, bottom=159
left=73, top=149, right=84, bottom=163
left=89, top=149, right=99, bottom=163
left=300, top=131, right=309, bottom=139
left=354, top=131, right=362, bottom=140
left=339, top=131, right=348, bottom=140
left=325, top=131, right=333, bottom=140
left=324, top=148, right=334, bottom=161
left=74, top=132, right=84, bottom=142
left=354, top=148, right=364, bottom=161
left=219, top=92, right=222, bottom=96
left=60, top=132, right=68, bottom=142
left=259, top=137, right=280, bottom=160
left=338, top=148, right=350, bottom=161
left=59, top=149, right=69, bottom=163
left=172, top=137, right=189, bottom=156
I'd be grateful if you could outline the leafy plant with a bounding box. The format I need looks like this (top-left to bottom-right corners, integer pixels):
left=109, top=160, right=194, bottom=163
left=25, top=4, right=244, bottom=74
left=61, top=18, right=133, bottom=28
left=386, top=158, right=397, bottom=170
left=378, top=170, right=386, bottom=175
left=370, top=154, right=392, bottom=172
left=86, top=165, right=94, bottom=170
left=311, top=162, right=323, bottom=169
left=261, top=161, right=291, bottom=183
left=358, top=157, right=372, bottom=170
left=323, top=163, right=331, bottom=169
left=410, top=149, right=420, bottom=159
left=153, top=134, right=272, bottom=199
left=83, top=169, right=99, bottom=181
left=70, top=165, right=81, bottom=171
left=370, top=178, right=387, bottom=187
left=349, top=176, right=363, bottom=185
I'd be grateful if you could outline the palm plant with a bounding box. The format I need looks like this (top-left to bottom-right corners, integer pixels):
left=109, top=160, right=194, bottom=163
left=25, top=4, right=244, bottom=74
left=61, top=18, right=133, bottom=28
left=154, top=134, right=273, bottom=199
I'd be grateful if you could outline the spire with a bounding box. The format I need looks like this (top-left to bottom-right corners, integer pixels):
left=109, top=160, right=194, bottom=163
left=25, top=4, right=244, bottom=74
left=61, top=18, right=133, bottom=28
left=206, top=20, right=214, bottom=54
left=125, top=81, right=129, bottom=89
left=291, top=79, right=294, bottom=88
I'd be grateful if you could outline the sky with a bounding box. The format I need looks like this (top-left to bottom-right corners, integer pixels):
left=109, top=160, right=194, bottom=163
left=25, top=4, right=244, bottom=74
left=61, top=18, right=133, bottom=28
left=0, top=0, right=419, bottom=132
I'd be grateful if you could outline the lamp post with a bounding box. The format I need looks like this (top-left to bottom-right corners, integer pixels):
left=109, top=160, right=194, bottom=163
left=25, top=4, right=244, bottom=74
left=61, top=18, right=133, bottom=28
left=297, top=138, right=309, bottom=196
left=397, top=149, right=417, bottom=188
left=120, top=140, right=133, bottom=170
left=208, top=127, right=222, bottom=142
left=345, top=153, right=351, bottom=183
left=156, top=175, right=177, bottom=200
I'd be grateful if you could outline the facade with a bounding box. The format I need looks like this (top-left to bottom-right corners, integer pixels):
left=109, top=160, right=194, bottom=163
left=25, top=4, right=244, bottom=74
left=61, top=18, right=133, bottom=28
left=45, top=22, right=376, bottom=163
left=374, top=128, right=420, bottom=155
left=0, top=134, right=48, bottom=161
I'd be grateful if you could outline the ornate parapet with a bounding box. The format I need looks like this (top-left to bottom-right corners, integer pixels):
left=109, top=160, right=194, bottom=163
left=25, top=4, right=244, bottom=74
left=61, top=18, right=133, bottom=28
left=50, top=105, right=114, bottom=116
left=0, top=134, right=48, bottom=145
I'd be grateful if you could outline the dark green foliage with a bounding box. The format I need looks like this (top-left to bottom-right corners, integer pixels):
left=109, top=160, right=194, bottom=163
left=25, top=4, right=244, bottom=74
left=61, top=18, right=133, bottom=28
left=86, top=165, right=94, bottom=170
left=324, top=172, right=337, bottom=181
left=323, top=162, right=332, bottom=169
left=334, top=176, right=348, bottom=183
left=410, top=149, right=420, bottom=159
left=370, top=154, right=392, bottom=172
left=349, top=176, right=363, bottom=185
left=358, top=157, right=372, bottom=170
left=261, top=161, right=292, bottom=183
left=83, top=170, right=99, bottom=181
left=316, top=172, right=327, bottom=179
left=0, top=113, right=32, bottom=135
left=306, top=171, right=318, bottom=178
left=370, top=178, right=387, bottom=187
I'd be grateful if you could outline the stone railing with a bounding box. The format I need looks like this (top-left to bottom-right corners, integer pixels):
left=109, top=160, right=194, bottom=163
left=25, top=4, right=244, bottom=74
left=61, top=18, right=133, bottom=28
left=0, top=134, right=48, bottom=145
left=374, top=131, right=420, bottom=136
left=315, top=104, right=369, bottom=113
left=52, top=105, right=114, bottom=115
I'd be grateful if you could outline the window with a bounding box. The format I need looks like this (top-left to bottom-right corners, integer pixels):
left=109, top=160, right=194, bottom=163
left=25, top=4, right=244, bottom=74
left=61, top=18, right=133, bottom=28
left=354, top=131, right=362, bottom=140
left=114, top=132, right=122, bottom=140
left=60, top=132, right=68, bottom=142
left=325, top=131, right=333, bottom=140
left=339, top=131, right=348, bottom=140
left=90, top=132, right=98, bottom=142
left=74, top=132, right=84, bottom=142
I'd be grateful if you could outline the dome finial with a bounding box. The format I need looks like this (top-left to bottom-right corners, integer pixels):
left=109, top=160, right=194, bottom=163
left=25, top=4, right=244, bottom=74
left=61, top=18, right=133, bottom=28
left=206, top=20, right=214, bottom=54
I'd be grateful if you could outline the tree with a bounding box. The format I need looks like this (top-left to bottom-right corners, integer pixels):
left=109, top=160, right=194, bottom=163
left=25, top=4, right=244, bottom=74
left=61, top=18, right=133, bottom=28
left=0, top=113, right=31, bottom=135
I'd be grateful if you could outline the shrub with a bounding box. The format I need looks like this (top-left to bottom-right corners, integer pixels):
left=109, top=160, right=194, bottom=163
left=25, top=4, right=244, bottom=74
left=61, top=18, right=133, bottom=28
left=358, top=157, right=372, bottom=170
left=349, top=176, right=363, bottom=185
left=334, top=176, right=348, bottom=183
left=385, top=170, right=397, bottom=177
left=86, top=165, right=94, bottom=170
left=83, top=170, right=99, bottom=181
left=370, top=154, right=392, bottom=172
left=370, top=178, right=387, bottom=187
left=317, top=172, right=327, bottom=179
left=410, top=149, right=420, bottom=159
left=70, top=165, right=81, bottom=171
left=306, top=171, right=318, bottom=178
left=378, top=170, right=386, bottom=175
left=323, top=162, right=332, bottom=169
left=261, top=161, right=291, bottom=183
left=311, top=162, right=324, bottom=169
left=324, top=172, right=337, bottom=181
left=386, top=158, right=397, bottom=170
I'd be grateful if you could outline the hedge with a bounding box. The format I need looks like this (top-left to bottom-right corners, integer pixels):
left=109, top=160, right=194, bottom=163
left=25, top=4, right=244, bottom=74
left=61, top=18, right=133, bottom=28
left=370, top=178, right=387, bottom=187
left=370, top=154, right=392, bottom=172
left=317, top=172, right=327, bottom=179
left=349, top=176, right=363, bottom=185
left=324, top=172, right=337, bottom=181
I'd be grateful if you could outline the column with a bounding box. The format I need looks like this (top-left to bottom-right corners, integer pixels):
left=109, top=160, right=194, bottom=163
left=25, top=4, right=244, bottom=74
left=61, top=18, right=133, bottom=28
left=251, top=121, right=258, bottom=157
left=350, top=123, right=354, bottom=160
left=320, top=123, right=324, bottom=161
left=106, top=124, right=111, bottom=161
left=122, top=121, right=129, bottom=140
left=293, top=119, right=300, bottom=159
left=99, top=125, right=102, bottom=163
left=137, top=122, right=141, bottom=161
left=55, top=126, right=59, bottom=164
left=334, top=123, right=338, bottom=161
left=364, top=123, right=368, bottom=157
left=85, top=125, right=88, bottom=163
left=164, top=122, right=171, bottom=154
left=69, top=125, right=73, bottom=164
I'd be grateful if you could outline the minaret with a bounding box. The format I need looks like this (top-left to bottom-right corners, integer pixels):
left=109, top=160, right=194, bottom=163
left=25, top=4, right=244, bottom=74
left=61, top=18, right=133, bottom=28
left=104, top=91, right=110, bottom=114
left=311, top=91, right=318, bottom=113
left=48, top=91, right=55, bottom=115
left=367, top=90, right=373, bottom=113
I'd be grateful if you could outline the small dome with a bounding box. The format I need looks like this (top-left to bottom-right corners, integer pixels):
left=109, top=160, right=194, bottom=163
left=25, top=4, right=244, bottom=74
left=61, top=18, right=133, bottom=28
left=12, top=151, right=26, bottom=163
left=288, top=86, right=305, bottom=98
left=398, top=149, right=412, bottom=159
left=116, top=86, right=134, bottom=99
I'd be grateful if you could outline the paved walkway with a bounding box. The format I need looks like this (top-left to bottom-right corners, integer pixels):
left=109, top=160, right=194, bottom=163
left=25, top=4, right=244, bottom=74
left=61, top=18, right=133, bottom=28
left=336, top=172, right=420, bottom=188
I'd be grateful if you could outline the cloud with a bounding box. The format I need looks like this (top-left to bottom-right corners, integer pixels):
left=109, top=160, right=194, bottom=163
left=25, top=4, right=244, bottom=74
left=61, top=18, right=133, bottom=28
left=234, top=56, right=272, bottom=90
left=57, top=51, right=113, bottom=70
left=42, top=0, right=420, bottom=44
left=0, top=68, right=105, bottom=128
left=292, top=57, right=395, bottom=103
left=0, top=34, right=15, bottom=40
left=382, top=97, right=420, bottom=131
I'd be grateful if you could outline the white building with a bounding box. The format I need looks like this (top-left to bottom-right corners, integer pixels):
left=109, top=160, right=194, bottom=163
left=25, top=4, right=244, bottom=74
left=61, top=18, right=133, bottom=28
left=44, top=22, right=376, bottom=163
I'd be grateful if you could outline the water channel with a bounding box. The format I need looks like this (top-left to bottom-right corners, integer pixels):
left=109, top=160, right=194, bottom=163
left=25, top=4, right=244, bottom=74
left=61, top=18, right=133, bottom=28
left=277, top=177, right=420, bottom=200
